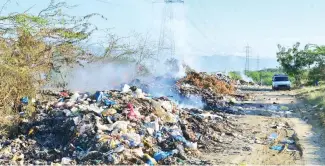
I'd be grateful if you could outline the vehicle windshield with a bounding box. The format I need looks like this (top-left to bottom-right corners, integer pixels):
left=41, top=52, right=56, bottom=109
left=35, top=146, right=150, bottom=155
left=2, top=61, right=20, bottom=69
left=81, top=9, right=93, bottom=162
left=274, top=77, right=289, bottom=81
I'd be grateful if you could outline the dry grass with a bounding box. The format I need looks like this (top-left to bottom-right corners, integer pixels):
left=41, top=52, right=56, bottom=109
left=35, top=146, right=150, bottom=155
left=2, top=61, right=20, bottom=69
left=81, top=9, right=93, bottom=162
left=297, top=86, right=325, bottom=126
left=0, top=107, right=19, bottom=137
left=0, top=65, right=36, bottom=136
left=297, top=86, right=325, bottom=105
left=0, top=65, right=36, bottom=110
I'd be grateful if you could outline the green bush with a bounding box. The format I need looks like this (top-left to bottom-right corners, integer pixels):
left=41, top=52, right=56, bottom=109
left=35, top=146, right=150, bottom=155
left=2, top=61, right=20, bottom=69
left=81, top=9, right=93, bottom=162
left=244, top=69, right=295, bottom=86
left=228, top=71, right=242, bottom=80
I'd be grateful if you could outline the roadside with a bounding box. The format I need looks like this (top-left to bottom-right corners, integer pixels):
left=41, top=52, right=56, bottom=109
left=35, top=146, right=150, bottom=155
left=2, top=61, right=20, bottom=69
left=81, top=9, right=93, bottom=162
left=294, top=86, right=325, bottom=165
left=247, top=86, right=325, bottom=165
left=201, top=86, right=325, bottom=165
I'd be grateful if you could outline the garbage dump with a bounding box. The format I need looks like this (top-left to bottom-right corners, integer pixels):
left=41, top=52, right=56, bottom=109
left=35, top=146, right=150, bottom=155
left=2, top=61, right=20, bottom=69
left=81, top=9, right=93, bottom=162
left=0, top=86, right=247, bottom=165
left=127, top=71, right=243, bottom=114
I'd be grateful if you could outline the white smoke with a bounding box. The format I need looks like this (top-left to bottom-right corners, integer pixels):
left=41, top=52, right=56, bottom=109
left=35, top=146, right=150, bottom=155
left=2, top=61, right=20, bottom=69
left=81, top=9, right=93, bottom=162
left=177, top=95, right=205, bottom=109
left=66, top=62, right=137, bottom=91
left=240, top=71, right=254, bottom=82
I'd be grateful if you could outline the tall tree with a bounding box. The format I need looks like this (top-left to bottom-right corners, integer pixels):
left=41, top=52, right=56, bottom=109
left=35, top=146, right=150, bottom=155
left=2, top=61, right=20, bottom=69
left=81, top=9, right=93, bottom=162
left=276, top=42, right=313, bottom=85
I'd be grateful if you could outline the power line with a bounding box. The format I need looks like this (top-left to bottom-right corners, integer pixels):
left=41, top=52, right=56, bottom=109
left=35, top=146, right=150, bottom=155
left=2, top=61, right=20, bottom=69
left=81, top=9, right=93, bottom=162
left=186, top=16, right=218, bottom=53
left=190, top=1, right=219, bottom=50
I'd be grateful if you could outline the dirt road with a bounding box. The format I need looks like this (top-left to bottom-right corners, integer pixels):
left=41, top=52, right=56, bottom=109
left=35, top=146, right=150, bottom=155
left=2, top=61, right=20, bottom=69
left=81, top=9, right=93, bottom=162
left=200, top=87, right=325, bottom=165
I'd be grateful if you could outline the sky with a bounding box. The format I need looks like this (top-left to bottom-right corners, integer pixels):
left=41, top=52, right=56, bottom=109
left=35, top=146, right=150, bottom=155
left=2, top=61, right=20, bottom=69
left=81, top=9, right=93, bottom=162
left=3, top=0, right=325, bottom=59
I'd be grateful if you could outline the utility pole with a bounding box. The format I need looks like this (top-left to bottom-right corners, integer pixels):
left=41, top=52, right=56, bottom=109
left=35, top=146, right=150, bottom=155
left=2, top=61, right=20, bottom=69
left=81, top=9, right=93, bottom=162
left=245, top=44, right=251, bottom=75
left=257, top=54, right=259, bottom=71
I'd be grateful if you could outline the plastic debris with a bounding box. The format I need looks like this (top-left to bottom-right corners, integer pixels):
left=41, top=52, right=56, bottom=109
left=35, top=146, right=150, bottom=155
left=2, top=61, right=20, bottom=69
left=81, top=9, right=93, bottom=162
left=270, top=144, right=284, bottom=151
left=153, top=150, right=178, bottom=161
left=269, top=133, right=278, bottom=140
left=281, top=139, right=295, bottom=144
left=122, top=84, right=131, bottom=93
left=127, top=103, right=137, bottom=120
left=103, top=98, right=116, bottom=106
left=280, top=106, right=289, bottom=111
left=60, top=91, right=69, bottom=97
left=286, top=144, right=299, bottom=152
left=144, top=154, right=157, bottom=165
left=70, top=92, right=80, bottom=101
left=20, top=97, right=29, bottom=105
left=61, top=157, right=73, bottom=165
left=95, top=91, right=104, bottom=102
left=269, top=105, right=278, bottom=111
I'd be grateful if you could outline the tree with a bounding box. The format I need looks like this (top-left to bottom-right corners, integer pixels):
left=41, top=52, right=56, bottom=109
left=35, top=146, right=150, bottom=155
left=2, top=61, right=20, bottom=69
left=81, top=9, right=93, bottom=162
left=306, top=45, right=325, bottom=82
left=0, top=0, right=104, bottom=112
left=276, top=42, right=313, bottom=86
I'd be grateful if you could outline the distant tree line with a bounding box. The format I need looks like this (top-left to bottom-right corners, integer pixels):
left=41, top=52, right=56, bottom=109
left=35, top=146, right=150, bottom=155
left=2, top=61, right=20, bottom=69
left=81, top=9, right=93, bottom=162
left=228, top=69, right=290, bottom=86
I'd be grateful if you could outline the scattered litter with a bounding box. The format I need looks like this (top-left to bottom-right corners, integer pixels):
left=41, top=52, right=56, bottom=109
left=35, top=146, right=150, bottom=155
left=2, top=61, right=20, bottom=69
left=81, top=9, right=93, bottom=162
left=61, top=157, right=73, bottom=165
left=270, top=144, right=284, bottom=151
left=269, top=133, right=278, bottom=140
left=284, top=111, right=292, bottom=114
left=20, top=97, right=29, bottom=105
left=153, top=150, right=178, bottom=161
left=269, top=105, right=278, bottom=111
left=122, top=84, right=131, bottom=93
left=280, top=106, right=289, bottom=111
left=281, top=139, right=295, bottom=144
left=286, top=144, right=299, bottom=152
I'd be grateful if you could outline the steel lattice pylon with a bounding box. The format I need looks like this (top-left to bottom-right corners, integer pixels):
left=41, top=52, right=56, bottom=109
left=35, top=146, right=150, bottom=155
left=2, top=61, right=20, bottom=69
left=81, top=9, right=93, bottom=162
left=155, top=0, right=184, bottom=59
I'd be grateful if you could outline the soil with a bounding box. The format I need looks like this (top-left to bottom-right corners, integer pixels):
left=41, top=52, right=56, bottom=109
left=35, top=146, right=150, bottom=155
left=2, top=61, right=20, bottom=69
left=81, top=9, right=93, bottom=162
left=200, top=86, right=325, bottom=165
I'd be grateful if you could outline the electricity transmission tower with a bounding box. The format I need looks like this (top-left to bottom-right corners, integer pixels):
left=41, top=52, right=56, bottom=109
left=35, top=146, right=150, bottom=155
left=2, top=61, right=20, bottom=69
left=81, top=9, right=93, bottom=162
left=153, top=0, right=184, bottom=58
left=257, top=54, right=262, bottom=85
left=245, top=44, right=251, bottom=74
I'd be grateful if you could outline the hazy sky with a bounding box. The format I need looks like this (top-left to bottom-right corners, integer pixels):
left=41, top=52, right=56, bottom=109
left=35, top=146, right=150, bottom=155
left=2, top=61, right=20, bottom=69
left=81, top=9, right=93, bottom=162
left=4, top=0, right=325, bottom=59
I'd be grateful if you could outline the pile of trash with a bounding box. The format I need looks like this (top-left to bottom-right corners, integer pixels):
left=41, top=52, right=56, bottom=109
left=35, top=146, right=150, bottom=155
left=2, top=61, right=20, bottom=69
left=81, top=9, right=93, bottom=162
left=175, top=72, right=245, bottom=112
left=0, top=87, right=245, bottom=165
left=177, top=71, right=235, bottom=95
left=126, top=71, right=241, bottom=113
left=213, top=72, right=234, bottom=85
